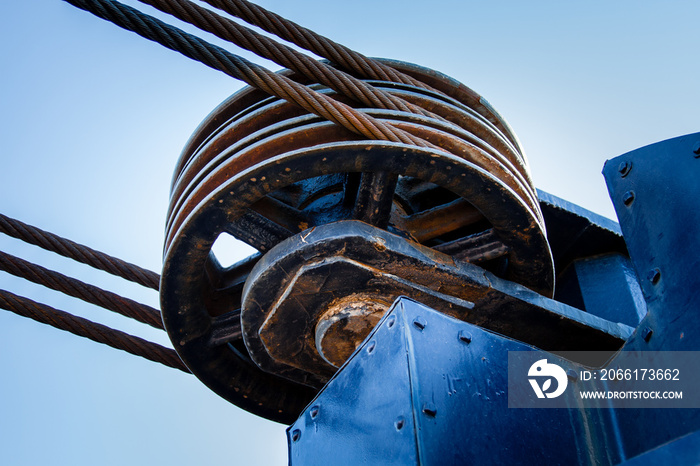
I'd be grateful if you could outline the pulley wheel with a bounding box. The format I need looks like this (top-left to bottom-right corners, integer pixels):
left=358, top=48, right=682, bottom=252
left=160, top=60, right=554, bottom=423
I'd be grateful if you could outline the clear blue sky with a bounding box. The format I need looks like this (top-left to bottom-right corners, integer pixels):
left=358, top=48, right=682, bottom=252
left=0, top=1, right=698, bottom=465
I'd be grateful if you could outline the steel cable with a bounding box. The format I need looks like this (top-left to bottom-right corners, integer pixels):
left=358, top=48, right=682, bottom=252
left=64, top=0, right=435, bottom=149
left=201, top=0, right=524, bottom=151
left=0, top=250, right=163, bottom=329
left=200, top=0, right=434, bottom=91
left=137, top=0, right=436, bottom=119
left=0, top=213, right=160, bottom=290
left=0, top=289, right=189, bottom=373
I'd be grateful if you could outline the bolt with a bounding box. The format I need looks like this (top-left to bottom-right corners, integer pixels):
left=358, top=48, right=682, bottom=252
left=458, top=330, right=472, bottom=344
left=291, top=429, right=302, bottom=442
left=641, top=327, right=653, bottom=342
left=618, top=161, right=632, bottom=177
left=693, top=141, right=700, bottom=157
left=567, top=369, right=578, bottom=381
left=647, top=268, right=661, bottom=285
left=413, top=317, right=427, bottom=330
left=422, top=402, right=437, bottom=417
left=394, top=417, right=405, bottom=431
left=622, top=191, right=635, bottom=206
left=309, top=405, right=319, bottom=419
left=387, top=315, right=396, bottom=328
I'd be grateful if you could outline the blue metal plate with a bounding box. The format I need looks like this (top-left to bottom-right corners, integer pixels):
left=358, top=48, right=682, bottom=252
left=288, top=298, right=612, bottom=465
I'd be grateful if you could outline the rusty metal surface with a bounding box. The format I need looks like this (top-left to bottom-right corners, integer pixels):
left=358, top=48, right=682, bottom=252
left=314, top=293, right=392, bottom=368
left=161, top=143, right=552, bottom=421
left=242, top=221, right=631, bottom=387
left=160, top=61, right=554, bottom=422
left=170, top=61, right=529, bottom=200
left=165, top=62, right=548, bottom=272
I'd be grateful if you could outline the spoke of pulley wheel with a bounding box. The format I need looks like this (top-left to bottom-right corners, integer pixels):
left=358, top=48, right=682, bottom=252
left=205, top=251, right=260, bottom=289
left=434, top=229, right=510, bottom=263
left=402, top=198, right=487, bottom=243
left=352, top=171, right=399, bottom=229
left=252, top=196, right=311, bottom=233
left=204, top=252, right=260, bottom=316
left=218, top=252, right=261, bottom=289
left=207, top=309, right=243, bottom=347
left=224, top=208, right=294, bottom=252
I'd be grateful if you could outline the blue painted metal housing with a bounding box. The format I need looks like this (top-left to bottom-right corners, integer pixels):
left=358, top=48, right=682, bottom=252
left=288, top=298, right=605, bottom=465
left=288, top=132, right=700, bottom=465
left=602, top=132, right=700, bottom=460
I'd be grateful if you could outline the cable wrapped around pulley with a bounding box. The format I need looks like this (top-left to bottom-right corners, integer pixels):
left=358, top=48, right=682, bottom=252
left=138, top=0, right=436, bottom=119
left=63, top=0, right=434, bottom=148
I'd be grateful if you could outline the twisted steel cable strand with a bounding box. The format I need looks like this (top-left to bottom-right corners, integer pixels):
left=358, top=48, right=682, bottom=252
left=200, top=0, right=434, bottom=90
left=0, top=213, right=160, bottom=290
left=138, top=0, right=436, bottom=118
left=202, top=0, right=522, bottom=151
left=64, top=0, right=435, bottom=149
left=0, top=289, right=189, bottom=373
left=0, top=250, right=163, bottom=329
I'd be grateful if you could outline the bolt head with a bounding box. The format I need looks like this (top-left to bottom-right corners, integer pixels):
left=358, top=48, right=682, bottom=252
left=693, top=141, right=700, bottom=157
left=622, top=191, right=635, bottom=206
left=366, top=341, right=376, bottom=354
left=641, top=327, right=653, bottom=342
left=618, top=161, right=632, bottom=177
left=309, top=405, right=320, bottom=419
left=647, top=268, right=661, bottom=285
left=422, top=402, right=437, bottom=417
left=413, top=317, right=427, bottom=330
left=458, top=330, right=472, bottom=344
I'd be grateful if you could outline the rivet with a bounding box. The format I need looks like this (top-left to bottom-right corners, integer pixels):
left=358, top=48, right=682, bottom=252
left=647, top=268, right=661, bottom=285
left=567, top=369, right=578, bottom=381
left=291, top=429, right=301, bottom=442
left=394, top=417, right=405, bottom=431
left=387, top=315, right=396, bottom=328
left=367, top=341, right=376, bottom=354
left=618, top=161, right=632, bottom=177
left=413, top=317, right=427, bottom=330
left=458, top=330, right=472, bottom=344
left=309, top=405, right=319, bottom=419
left=641, top=327, right=653, bottom=343
left=693, top=141, right=700, bottom=157
left=422, top=402, right=437, bottom=417
left=622, top=191, right=635, bottom=206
